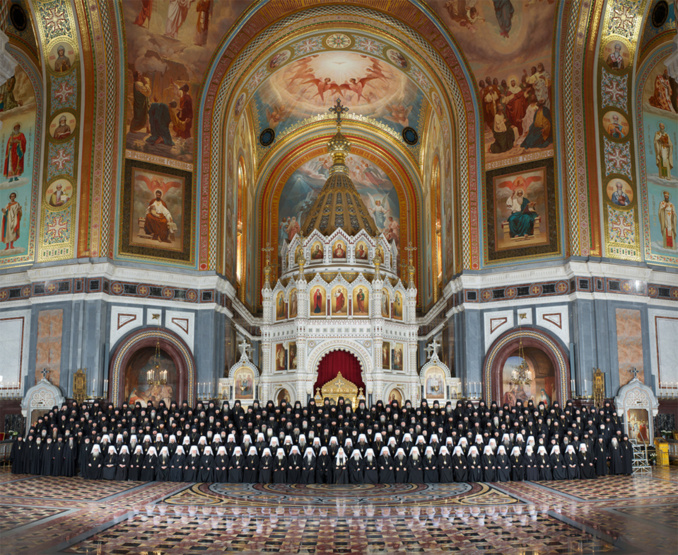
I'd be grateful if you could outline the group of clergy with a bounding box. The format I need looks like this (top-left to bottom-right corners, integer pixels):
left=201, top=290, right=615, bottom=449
left=10, top=396, right=634, bottom=484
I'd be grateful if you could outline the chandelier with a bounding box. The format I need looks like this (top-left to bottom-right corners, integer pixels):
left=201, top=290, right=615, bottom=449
left=147, top=334, right=168, bottom=386
left=510, top=336, right=532, bottom=386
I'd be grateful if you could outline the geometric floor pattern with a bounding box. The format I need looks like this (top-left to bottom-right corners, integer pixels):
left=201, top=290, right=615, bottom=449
left=2, top=466, right=678, bottom=554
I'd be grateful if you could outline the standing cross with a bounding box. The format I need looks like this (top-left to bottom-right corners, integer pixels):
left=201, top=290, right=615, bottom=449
left=41, top=368, right=50, bottom=380
left=329, top=98, right=349, bottom=126
left=238, top=339, right=250, bottom=358
left=630, top=367, right=640, bottom=380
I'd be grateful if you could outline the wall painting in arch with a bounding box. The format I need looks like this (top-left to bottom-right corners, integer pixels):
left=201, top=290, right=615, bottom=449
left=234, top=367, right=254, bottom=400
left=120, top=159, right=193, bottom=263
left=429, top=0, right=556, bottom=169
left=485, top=157, right=559, bottom=263
left=277, top=153, right=401, bottom=261
left=121, top=0, right=249, bottom=168
left=616, top=308, right=644, bottom=387
left=639, top=51, right=678, bottom=264
left=501, top=346, right=555, bottom=407
left=125, top=346, right=177, bottom=407
left=248, top=49, right=429, bottom=151
left=0, top=64, right=37, bottom=266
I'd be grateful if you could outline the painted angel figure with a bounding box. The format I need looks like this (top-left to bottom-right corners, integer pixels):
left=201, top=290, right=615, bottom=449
left=367, top=193, right=390, bottom=232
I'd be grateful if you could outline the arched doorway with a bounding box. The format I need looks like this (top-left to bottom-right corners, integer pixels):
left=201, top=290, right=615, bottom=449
left=109, top=328, right=196, bottom=406
left=483, top=327, right=570, bottom=405
left=314, top=350, right=365, bottom=392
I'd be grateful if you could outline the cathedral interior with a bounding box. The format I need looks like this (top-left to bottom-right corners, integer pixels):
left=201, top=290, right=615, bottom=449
left=0, top=0, right=678, bottom=553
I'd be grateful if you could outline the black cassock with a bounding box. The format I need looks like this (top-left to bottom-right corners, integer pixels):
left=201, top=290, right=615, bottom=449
left=51, top=442, right=65, bottom=477
left=316, top=453, right=331, bottom=484
left=407, top=457, right=423, bottom=483
left=31, top=441, right=44, bottom=475
left=453, top=454, right=468, bottom=482
left=259, top=455, right=272, bottom=484
left=198, top=454, right=214, bottom=482
left=378, top=454, right=395, bottom=484
left=157, top=455, right=171, bottom=481
left=482, top=454, right=496, bottom=482
left=183, top=454, right=200, bottom=482
left=115, top=454, right=130, bottom=481
left=524, top=453, right=539, bottom=481
left=537, top=454, right=552, bottom=480
left=10, top=440, right=24, bottom=474
left=244, top=455, right=259, bottom=483
left=551, top=453, right=567, bottom=480
left=301, top=455, right=316, bottom=484
left=334, top=459, right=348, bottom=484
left=439, top=454, right=453, bottom=483
left=169, top=453, right=186, bottom=482
left=128, top=454, right=144, bottom=481
left=496, top=454, right=510, bottom=482
left=594, top=442, right=608, bottom=476
left=468, top=454, right=482, bottom=482
left=510, top=455, right=525, bottom=481
left=78, top=442, right=91, bottom=477
left=40, top=442, right=53, bottom=476
left=565, top=452, right=580, bottom=479
left=621, top=441, right=633, bottom=475
left=87, top=452, right=103, bottom=480
left=63, top=442, right=77, bottom=477
left=349, top=457, right=364, bottom=484
left=609, top=444, right=624, bottom=475
left=273, top=455, right=287, bottom=483
left=102, top=453, right=117, bottom=480
left=394, top=457, right=408, bottom=483
left=288, top=454, right=302, bottom=483
left=363, top=457, right=378, bottom=484
left=579, top=450, right=595, bottom=479
left=423, top=455, right=439, bottom=483
left=228, top=455, right=244, bottom=483
left=212, top=454, right=226, bottom=481
left=140, top=454, right=157, bottom=481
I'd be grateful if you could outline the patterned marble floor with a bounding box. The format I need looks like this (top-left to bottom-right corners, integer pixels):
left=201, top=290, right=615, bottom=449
left=1, top=467, right=677, bottom=554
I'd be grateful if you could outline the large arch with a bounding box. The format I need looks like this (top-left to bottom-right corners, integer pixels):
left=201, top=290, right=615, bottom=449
left=482, top=326, right=571, bottom=406
left=306, top=340, right=373, bottom=396
left=108, top=327, right=196, bottom=406
left=198, top=1, right=481, bottom=275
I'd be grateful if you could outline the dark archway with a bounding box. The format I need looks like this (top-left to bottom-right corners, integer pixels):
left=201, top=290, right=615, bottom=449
left=483, top=327, right=570, bottom=405
left=108, top=328, right=196, bottom=406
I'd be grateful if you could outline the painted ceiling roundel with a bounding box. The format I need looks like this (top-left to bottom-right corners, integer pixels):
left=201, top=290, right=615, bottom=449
left=233, top=31, right=445, bottom=155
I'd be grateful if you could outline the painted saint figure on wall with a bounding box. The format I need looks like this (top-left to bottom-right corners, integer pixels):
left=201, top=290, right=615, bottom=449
left=506, top=188, right=537, bottom=238
left=4, top=123, right=26, bottom=182
left=654, top=122, right=674, bottom=180
left=52, top=115, right=72, bottom=140
left=649, top=69, right=676, bottom=113
left=659, top=191, right=677, bottom=249
left=53, top=46, right=71, bottom=73
left=145, top=190, right=175, bottom=243
left=1, top=192, right=21, bottom=250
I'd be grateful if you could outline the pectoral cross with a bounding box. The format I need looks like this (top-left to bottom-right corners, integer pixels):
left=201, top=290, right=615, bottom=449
left=329, top=98, right=349, bottom=126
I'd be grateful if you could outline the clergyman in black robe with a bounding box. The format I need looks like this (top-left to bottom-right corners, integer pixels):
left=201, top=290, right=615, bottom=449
left=394, top=449, right=408, bottom=483
left=524, top=446, right=539, bottom=481
left=228, top=447, right=244, bottom=483
left=334, top=448, right=348, bottom=484
left=363, top=449, right=378, bottom=484
left=273, top=449, right=287, bottom=483
left=550, top=446, right=567, bottom=480
left=407, top=447, right=424, bottom=483
left=301, top=448, right=316, bottom=484
left=378, top=447, right=395, bottom=484
left=316, top=447, right=332, bottom=484
left=244, top=447, right=259, bottom=483
left=536, top=446, right=552, bottom=480
left=496, top=446, right=511, bottom=482
left=482, top=445, right=496, bottom=482
left=102, top=446, right=118, bottom=480
left=169, top=446, right=187, bottom=482
left=349, top=450, right=364, bottom=484
left=258, top=448, right=272, bottom=484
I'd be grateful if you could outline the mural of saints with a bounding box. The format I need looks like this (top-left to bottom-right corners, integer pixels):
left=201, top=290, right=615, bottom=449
left=654, top=122, right=674, bottom=180
left=659, top=191, right=677, bottom=249
left=4, top=124, right=26, bottom=183
left=1, top=192, right=22, bottom=250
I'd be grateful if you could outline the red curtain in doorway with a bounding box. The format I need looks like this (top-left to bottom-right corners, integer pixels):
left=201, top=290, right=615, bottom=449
left=314, top=351, right=365, bottom=392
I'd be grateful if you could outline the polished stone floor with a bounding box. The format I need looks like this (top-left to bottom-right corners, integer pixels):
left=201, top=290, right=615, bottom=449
left=1, top=466, right=678, bottom=554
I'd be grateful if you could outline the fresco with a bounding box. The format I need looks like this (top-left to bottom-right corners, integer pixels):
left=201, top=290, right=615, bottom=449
left=616, top=308, right=644, bottom=386
left=641, top=56, right=678, bottom=261
left=250, top=50, right=427, bottom=139
left=121, top=160, right=193, bottom=262
left=430, top=0, right=557, bottom=167
left=125, top=347, right=177, bottom=408
left=122, top=0, right=249, bottom=166
left=234, top=367, right=254, bottom=399
left=277, top=153, right=400, bottom=260
left=500, top=348, right=555, bottom=406
left=485, top=158, right=558, bottom=262
left=0, top=65, right=36, bottom=260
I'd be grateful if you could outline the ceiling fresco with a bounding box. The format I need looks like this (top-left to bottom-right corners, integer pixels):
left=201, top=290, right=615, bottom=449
left=232, top=31, right=444, bottom=160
